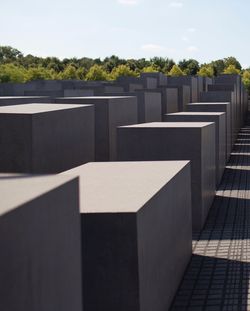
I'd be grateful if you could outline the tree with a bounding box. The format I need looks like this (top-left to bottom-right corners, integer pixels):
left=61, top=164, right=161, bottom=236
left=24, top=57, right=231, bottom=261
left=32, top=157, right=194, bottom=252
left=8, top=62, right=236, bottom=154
left=141, top=66, right=158, bottom=73
left=223, top=64, right=241, bottom=75
left=0, top=46, right=23, bottom=63
left=0, top=64, right=26, bottom=83
left=210, top=59, right=226, bottom=76
left=57, top=64, right=78, bottom=80
left=85, top=65, right=108, bottom=81
left=197, top=65, right=214, bottom=78
left=178, top=59, right=200, bottom=75
left=224, top=57, right=242, bottom=71
left=110, top=64, right=137, bottom=80
left=25, top=66, right=55, bottom=81
left=168, top=65, right=185, bottom=76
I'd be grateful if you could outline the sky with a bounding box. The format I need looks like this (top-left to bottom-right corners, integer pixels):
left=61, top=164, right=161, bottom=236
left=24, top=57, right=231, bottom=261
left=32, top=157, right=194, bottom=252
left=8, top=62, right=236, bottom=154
left=1, top=0, right=249, bottom=67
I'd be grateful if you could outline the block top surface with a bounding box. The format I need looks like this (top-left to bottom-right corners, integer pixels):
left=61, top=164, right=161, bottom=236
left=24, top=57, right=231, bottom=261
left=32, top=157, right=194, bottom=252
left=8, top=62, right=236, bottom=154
left=0, top=174, right=78, bottom=216
left=0, top=96, right=50, bottom=99
left=57, top=96, right=135, bottom=100
left=119, top=122, right=214, bottom=129
left=63, top=161, right=190, bottom=213
left=0, top=103, right=92, bottom=114
left=190, top=102, right=230, bottom=105
left=167, top=112, right=225, bottom=116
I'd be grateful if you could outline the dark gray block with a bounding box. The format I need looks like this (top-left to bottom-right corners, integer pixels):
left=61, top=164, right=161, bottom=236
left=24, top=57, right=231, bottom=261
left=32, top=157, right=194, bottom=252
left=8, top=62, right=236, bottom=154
left=187, top=103, right=231, bottom=159
left=164, top=112, right=226, bottom=185
left=0, top=103, right=95, bottom=173
left=167, top=76, right=198, bottom=102
left=164, top=85, right=190, bottom=111
left=0, top=174, right=82, bottom=311
left=64, top=89, right=94, bottom=97
left=0, top=96, right=52, bottom=106
left=63, top=161, right=192, bottom=311
left=102, top=90, right=162, bottom=123
left=140, top=72, right=168, bottom=86
left=153, top=87, right=179, bottom=115
left=117, top=122, right=216, bottom=231
left=55, top=96, right=138, bottom=161
left=116, top=77, right=144, bottom=92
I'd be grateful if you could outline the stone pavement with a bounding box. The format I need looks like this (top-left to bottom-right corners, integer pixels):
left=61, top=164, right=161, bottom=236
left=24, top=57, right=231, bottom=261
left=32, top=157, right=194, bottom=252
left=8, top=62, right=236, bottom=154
left=171, top=122, right=250, bottom=311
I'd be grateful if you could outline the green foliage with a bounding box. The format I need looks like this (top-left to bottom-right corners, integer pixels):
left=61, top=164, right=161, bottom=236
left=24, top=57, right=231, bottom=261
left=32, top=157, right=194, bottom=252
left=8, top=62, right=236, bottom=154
left=85, top=64, right=108, bottom=81
left=0, top=45, right=246, bottom=86
left=223, top=64, right=241, bottom=75
left=25, top=66, right=55, bottom=81
left=178, top=59, right=200, bottom=75
left=168, top=65, right=185, bottom=76
left=197, top=65, right=214, bottom=78
left=0, top=64, right=26, bottom=83
left=242, top=70, right=250, bottom=93
left=110, top=64, right=138, bottom=80
left=141, top=65, right=158, bottom=73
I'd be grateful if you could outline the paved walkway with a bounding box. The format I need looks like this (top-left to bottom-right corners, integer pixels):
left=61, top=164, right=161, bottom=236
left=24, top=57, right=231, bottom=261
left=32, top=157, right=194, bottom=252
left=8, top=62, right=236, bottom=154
left=171, top=123, right=250, bottom=311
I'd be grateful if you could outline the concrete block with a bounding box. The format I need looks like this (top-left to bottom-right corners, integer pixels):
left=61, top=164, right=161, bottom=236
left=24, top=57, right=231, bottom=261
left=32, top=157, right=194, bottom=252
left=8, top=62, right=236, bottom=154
left=164, top=85, right=190, bottom=111
left=64, top=89, right=94, bottom=97
left=167, top=76, right=198, bottom=102
left=153, top=87, right=179, bottom=115
left=116, top=77, right=144, bottom=92
left=0, top=103, right=95, bottom=173
left=117, top=122, right=216, bottom=231
left=55, top=96, right=138, bottom=161
left=187, top=103, right=231, bottom=159
left=0, top=174, right=82, bottom=311
left=63, top=161, right=192, bottom=311
left=0, top=96, right=52, bottom=106
left=140, top=72, right=168, bottom=86
left=164, top=112, right=226, bottom=185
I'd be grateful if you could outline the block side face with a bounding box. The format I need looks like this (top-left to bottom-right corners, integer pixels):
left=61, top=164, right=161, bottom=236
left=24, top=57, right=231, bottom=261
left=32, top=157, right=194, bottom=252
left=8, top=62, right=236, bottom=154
left=0, top=179, right=82, bottom=311
left=137, top=164, right=192, bottom=311
left=82, top=213, right=140, bottom=311
left=144, top=92, right=162, bottom=122
left=0, top=114, right=32, bottom=173
left=166, top=89, right=178, bottom=113
left=201, top=123, right=216, bottom=229
left=31, top=106, right=95, bottom=173
left=108, top=97, right=138, bottom=160
left=117, top=127, right=203, bottom=229
left=0, top=97, right=52, bottom=106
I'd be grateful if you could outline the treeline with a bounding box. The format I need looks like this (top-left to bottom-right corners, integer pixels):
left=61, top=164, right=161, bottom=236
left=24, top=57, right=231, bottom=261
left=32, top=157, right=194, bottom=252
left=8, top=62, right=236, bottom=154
left=0, top=46, right=250, bottom=92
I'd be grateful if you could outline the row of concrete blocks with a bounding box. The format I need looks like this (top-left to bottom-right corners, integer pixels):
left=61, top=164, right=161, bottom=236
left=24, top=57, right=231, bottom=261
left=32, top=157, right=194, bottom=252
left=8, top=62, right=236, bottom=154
left=0, top=100, right=234, bottom=311
left=0, top=100, right=234, bottom=226
left=1, top=161, right=192, bottom=311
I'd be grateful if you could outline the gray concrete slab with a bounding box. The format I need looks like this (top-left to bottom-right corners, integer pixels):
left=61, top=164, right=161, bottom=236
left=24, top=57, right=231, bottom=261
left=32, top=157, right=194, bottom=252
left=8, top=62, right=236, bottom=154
left=164, top=85, right=190, bottom=111
left=63, top=161, right=192, bottom=311
left=187, top=103, right=231, bottom=159
left=140, top=72, right=168, bottom=86
left=153, top=87, right=179, bottom=115
left=0, top=103, right=95, bottom=173
left=0, top=96, right=52, bottom=106
left=0, top=174, right=82, bottom=311
left=164, top=112, right=226, bottom=185
left=167, top=76, right=198, bottom=102
left=55, top=96, right=138, bottom=161
left=117, top=122, right=216, bottom=231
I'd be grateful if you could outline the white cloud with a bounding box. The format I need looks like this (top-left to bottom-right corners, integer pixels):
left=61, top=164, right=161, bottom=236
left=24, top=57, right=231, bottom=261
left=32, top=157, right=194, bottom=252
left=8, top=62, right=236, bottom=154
left=169, top=2, right=183, bottom=8
left=141, top=44, right=176, bottom=54
left=181, top=36, right=189, bottom=42
left=187, top=27, right=196, bottom=33
left=187, top=46, right=198, bottom=52
left=118, top=0, right=139, bottom=5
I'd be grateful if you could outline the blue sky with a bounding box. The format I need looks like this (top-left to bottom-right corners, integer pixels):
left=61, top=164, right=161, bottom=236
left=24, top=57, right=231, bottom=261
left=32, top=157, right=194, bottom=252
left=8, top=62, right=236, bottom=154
left=1, top=0, right=249, bottom=67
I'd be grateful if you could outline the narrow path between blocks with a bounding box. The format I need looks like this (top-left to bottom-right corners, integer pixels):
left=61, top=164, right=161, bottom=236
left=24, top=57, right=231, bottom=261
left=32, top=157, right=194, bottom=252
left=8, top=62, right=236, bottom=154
left=171, top=118, right=250, bottom=311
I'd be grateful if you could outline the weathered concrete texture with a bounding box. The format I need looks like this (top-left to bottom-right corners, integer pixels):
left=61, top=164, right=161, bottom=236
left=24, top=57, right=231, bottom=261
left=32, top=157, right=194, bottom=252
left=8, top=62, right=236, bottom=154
left=167, top=76, right=198, bottom=102
left=64, top=89, right=94, bottom=97
left=200, top=91, right=235, bottom=141
left=0, top=174, right=82, bottom=311
left=140, top=72, right=168, bottom=86
left=153, top=87, right=179, bottom=115
left=55, top=96, right=138, bottom=161
left=0, top=103, right=95, bottom=173
left=164, top=85, right=190, bottom=111
left=164, top=112, right=226, bottom=186
left=117, top=122, right=216, bottom=231
left=104, top=90, right=162, bottom=123
left=187, top=103, right=232, bottom=160
left=63, top=161, right=192, bottom=311
left=0, top=96, right=52, bottom=106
